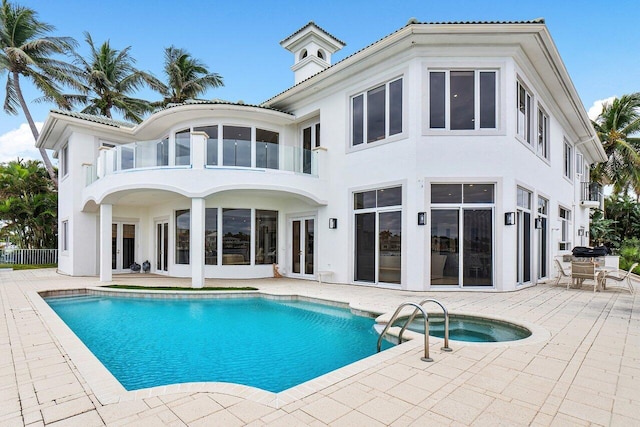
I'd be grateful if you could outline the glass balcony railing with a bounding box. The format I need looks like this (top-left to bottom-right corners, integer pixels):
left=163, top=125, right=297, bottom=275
left=580, top=182, right=602, bottom=207
left=91, top=137, right=319, bottom=185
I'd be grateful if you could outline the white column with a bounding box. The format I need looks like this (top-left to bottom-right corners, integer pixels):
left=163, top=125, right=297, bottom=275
left=99, top=204, right=112, bottom=282
left=191, top=198, right=205, bottom=288
left=191, top=131, right=207, bottom=169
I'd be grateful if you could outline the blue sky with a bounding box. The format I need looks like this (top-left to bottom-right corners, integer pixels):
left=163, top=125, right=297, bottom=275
left=1, top=0, right=638, bottom=162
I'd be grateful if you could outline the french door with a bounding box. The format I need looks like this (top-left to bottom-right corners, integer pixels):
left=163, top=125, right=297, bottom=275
left=355, top=210, right=402, bottom=284
left=537, top=197, right=549, bottom=280
left=112, top=223, right=136, bottom=271
left=155, top=220, right=169, bottom=273
left=430, top=208, right=493, bottom=287
left=291, top=217, right=315, bottom=278
left=516, top=188, right=533, bottom=285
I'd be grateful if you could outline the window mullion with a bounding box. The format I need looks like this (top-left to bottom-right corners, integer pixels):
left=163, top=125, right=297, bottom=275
left=474, top=71, right=480, bottom=130
left=385, top=81, right=390, bottom=138
left=445, top=71, right=451, bottom=130
left=362, top=91, right=368, bottom=144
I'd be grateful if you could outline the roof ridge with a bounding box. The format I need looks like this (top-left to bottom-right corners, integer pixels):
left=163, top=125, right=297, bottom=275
left=280, top=21, right=347, bottom=47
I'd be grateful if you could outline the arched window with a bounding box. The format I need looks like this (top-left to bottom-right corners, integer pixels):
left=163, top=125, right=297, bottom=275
left=317, top=49, right=325, bottom=60
left=300, top=49, right=308, bottom=60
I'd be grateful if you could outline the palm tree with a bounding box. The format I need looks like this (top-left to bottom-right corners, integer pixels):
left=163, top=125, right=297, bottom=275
left=156, top=46, right=223, bottom=107
left=70, top=32, right=163, bottom=123
left=0, top=159, right=57, bottom=248
left=0, top=0, right=81, bottom=185
left=591, top=93, right=640, bottom=197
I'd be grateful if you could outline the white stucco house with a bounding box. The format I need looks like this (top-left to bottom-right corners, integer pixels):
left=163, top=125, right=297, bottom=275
left=37, top=19, right=606, bottom=291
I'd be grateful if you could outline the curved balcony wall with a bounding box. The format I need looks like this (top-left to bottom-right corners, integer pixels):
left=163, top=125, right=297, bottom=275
left=82, top=129, right=327, bottom=208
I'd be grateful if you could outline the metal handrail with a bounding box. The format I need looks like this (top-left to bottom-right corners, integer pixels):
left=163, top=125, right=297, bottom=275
left=377, top=302, right=433, bottom=362
left=398, top=298, right=452, bottom=352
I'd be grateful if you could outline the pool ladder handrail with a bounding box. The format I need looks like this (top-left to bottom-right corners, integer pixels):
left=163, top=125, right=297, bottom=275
left=376, top=299, right=452, bottom=362
left=399, top=298, right=452, bottom=353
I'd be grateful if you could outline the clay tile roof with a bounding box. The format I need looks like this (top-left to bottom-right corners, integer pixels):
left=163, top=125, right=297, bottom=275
left=264, top=18, right=545, bottom=105
left=51, top=110, right=136, bottom=128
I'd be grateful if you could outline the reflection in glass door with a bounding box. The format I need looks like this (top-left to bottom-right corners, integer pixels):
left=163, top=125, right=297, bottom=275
left=430, top=210, right=459, bottom=285
left=291, top=218, right=314, bottom=277
left=355, top=213, right=375, bottom=282
left=517, top=188, right=532, bottom=284
left=537, top=197, right=548, bottom=280
left=156, top=221, right=169, bottom=273
left=463, top=209, right=492, bottom=286
left=112, top=223, right=136, bottom=271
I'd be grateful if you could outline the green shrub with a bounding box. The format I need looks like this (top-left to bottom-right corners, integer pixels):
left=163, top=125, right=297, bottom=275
left=618, top=238, right=640, bottom=272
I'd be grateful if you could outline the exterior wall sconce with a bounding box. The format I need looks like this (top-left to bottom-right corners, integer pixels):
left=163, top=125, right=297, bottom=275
left=329, top=218, right=338, bottom=229
left=504, top=212, right=516, bottom=225
left=577, top=228, right=584, bottom=236
left=417, top=212, right=426, bottom=226
left=534, top=218, right=543, bottom=229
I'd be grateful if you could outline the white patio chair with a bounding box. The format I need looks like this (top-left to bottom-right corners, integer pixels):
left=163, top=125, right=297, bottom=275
left=553, top=258, right=571, bottom=287
left=570, top=261, right=600, bottom=292
left=602, top=262, right=638, bottom=295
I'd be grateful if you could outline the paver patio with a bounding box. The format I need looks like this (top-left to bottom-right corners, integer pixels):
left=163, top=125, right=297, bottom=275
left=1, top=268, right=638, bottom=426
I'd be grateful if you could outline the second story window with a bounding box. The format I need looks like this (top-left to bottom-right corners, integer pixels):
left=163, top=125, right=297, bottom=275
left=256, top=129, right=279, bottom=169
left=429, top=70, right=496, bottom=130
left=175, top=129, right=191, bottom=166
left=302, top=123, right=319, bottom=174
left=352, top=77, right=402, bottom=146
left=60, top=143, right=69, bottom=177
left=564, top=140, right=573, bottom=179
left=223, top=126, right=251, bottom=167
left=576, top=152, right=585, bottom=177
left=517, top=81, right=532, bottom=143
left=537, top=107, right=549, bottom=159
left=195, top=125, right=218, bottom=166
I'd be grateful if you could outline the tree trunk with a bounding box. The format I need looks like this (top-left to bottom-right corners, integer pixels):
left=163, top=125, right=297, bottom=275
left=12, top=72, right=58, bottom=188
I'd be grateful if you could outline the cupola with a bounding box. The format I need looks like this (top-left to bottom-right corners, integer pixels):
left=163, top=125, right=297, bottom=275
left=280, top=21, right=345, bottom=84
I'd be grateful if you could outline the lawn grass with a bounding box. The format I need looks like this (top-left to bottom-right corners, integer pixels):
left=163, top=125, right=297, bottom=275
left=104, top=284, right=258, bottom=291
left=0, top=264, right=57, bottom=270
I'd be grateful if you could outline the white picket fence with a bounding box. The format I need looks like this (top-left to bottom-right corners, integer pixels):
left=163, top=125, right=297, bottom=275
left=0, top=249, right=58, bottom=265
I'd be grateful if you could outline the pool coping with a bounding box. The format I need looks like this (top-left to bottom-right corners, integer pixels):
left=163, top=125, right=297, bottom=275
left=31, top=286, right=549, bottom=409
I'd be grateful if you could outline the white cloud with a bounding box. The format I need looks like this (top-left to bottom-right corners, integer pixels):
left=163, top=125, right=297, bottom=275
left=588, top=96, right=616, bottom=121
left=0, top=122, right=45, bottom=164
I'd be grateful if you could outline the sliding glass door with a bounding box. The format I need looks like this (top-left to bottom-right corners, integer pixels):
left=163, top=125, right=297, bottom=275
left=430, top=184, right=494, bottom=287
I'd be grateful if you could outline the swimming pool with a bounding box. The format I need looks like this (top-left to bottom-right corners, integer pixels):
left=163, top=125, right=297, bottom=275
left=45, top=295, right=392, bottom=393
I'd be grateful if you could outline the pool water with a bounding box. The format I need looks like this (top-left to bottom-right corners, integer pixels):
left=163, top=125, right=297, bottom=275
left=45, top=295, right=392, bottom=393
left=405, top=314, right=531, bottom=342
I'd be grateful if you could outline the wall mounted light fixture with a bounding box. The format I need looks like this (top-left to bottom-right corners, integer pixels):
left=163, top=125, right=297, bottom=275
left=534, top=218, right=543, bottom=229
left=417, top=212, right=426, bottom=226
left=329, top=218, right=338, bottom=229
left=504, top=212, right=516, bottom=225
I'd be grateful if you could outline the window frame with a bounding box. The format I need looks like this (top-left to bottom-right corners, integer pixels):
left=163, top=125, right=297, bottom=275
left=427, top=69, right=499, bottom=132
left=517, top=80, right=533, bottom=144
left=60, top=143, right=69, bottom=178
left=576, top=152, right=585, bottom=176
left=559, top=206, right=572, bottom=251
left=350, top=76, right=404, bottom=147
left=563, top=140, right=573, bottom=180
left=537, top=105, right=550, bottom=160
left=61, top=220, right=69, bottom=252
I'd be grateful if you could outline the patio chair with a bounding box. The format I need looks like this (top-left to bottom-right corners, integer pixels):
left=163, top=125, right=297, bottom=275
left=553, top=259, right=571, bottom=287
left=602, top=262, right=638, bottom=295
left=570, top=261, right=601, bottom=292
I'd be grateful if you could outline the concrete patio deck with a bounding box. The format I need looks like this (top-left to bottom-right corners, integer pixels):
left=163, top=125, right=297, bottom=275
left=1, top=268, right=638, bottom=426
